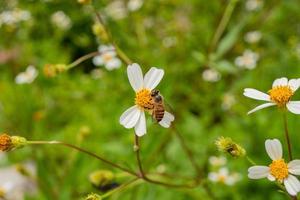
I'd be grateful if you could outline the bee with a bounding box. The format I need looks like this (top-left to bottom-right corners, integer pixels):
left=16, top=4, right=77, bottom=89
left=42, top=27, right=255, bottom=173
left=150, top=89, right=165, bottom=122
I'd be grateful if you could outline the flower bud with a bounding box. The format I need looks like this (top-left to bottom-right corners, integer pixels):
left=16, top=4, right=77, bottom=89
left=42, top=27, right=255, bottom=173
left=215, top=136, right=246, bottom=158
left=43, top=64, right=67, bottom=78
left=89, top=170, right=115, bottom=188
left=92, top=23, right=109, bottom=43
left=85, top=193, right=102, bottom=200
left=78, top=0, right=91, bottom=4
left=0, top=134, right=27, bottom=152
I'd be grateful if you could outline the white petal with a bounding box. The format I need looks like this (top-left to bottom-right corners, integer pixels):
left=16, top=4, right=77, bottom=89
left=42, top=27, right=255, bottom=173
left=119, top=106, right=141, bottom=128
left=284, top=175, right=300, bottom=196
left=272, top=77, right=288, bottom=87
left=243, top=88, right=270, bottom=101
left=288, top=79, right=300, bottom=92
left=267, top=174, right=276, bottom=181
left=247, top=103, right=276, bottom=115
left=159, top=111, right=175, bottom=128
left=127, top=63, right=144, bottom=92
left=219, top=167, right=229, bottom=176
left=134, top=111, right=146, bottom=137
left=208, top=172, right=218, bottom=182
left=143, top=67, right=164, bottom=90
left=265, top=139, right=282, bottom=160
left=92, top=56, right=104, bottom=66
left=106, top=58, right=122, bottom=70
left=289, top=160, right=300, bottom=175
left=287, top=101, right=300, bottom=114
left=248, top=166, right=269, bottom=179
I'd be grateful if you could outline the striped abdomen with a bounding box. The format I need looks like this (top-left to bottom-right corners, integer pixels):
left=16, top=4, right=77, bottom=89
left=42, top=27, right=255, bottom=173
left=153, top=103, right=165, bottom=122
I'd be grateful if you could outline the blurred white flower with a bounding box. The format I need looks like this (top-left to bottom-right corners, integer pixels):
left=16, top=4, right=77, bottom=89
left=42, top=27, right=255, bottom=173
left=92, top=45, right=121, bottom=70
left=248, top=139, right=300, bottom=196
left=51, top=11, right=72, bottom=30
left=119, top=64, right=175, bottom=136
left=105, top=1, right=128, bottom=20
left=127, top=0, right=144, bottom=11
left=162, top=36, right=177, bottom=48
left=90, top=69, right=103, bottom=79
left=209, top=156, right=227, bottom=167
left=0, top=162, right=37, bottom=200
left=222, top=93, right=236, bottom=110
left=0, top=9, right=31, bottom=27
left=244, top=77, right=300, bottom=114
left=244, top=31, right=262, bottom=44
left=245, top=0, right=263, bottom=11
left=15, top=65, right=38, bottom=84
left=208, top=167, right=241, bottom=186
left=235, top=50, right=259, bottom=70
left=202, top=69, right=221, bottom=82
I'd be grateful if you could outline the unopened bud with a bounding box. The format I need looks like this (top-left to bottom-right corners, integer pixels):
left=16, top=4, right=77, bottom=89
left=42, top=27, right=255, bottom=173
left=89, top=170, right=115, bottom=188
left=78, top=0, right=91, bottom=4
left=43, top=64, right=67, bottom=78
left=0, top=134, right=27, bottom=152
left=215, top=136, right=246, bottom=158
left=85, top=193, right=102, bottom=200
left=92, top=23, right=109, bottom=42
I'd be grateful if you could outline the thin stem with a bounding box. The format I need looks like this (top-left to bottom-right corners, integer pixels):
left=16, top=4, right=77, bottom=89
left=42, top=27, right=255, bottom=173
left=209, top=0, right=238, bottom=53
left=134, top=135, right=145, bottom=178
left=246, top=156, right=256, bottom=165
left=283, top=112, right=293, bottom=161
left=101, top=178, right=140, bottom=199
left=172, top=127, right=202, bottom=177
left=28, top=140, right=198, bottom=189
left=66, top=51, right=100, bottom=70
left=91, top=4, right=132, bottom=65
left=27, top=141, right=137, bottom=176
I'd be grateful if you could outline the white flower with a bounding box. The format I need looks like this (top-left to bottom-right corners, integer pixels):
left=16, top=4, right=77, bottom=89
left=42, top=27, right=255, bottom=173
left=105, top=0, right=128, bottom=20
left=0, top=162, right=37, bottom=200
left=235, top=50, right=259, bottom=70
left=119, top=63, right=175, bottom=137
left=0, top=9, right=31, bottom=26
left=244, top=31, right=262, bottom=44
left=208, top=167, right=241, bottom=186
left=222, top=93, right=236, bottom=110
left=202, top=69, right=221, bottom=82
left=92, top=45, right=121, bottom=70
left=248, top=139, right=300, bottom=196
left=209, top=156, right=227, bottom=167
left=51, top=11, right=72, bottom=30
left=15, top=65, right=38, bottom=84
left=127, top=0, right=143, bottom=12
left=245, top=0, right=263, bottom=11
left=244, top=77, right=300, bottom=114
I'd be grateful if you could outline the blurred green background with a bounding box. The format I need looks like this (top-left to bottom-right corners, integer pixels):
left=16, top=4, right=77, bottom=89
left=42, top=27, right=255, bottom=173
left=1, top=0, right=300, bottom=199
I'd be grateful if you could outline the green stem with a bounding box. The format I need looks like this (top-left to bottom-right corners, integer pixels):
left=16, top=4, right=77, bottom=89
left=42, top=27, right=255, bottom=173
left=283, top=112, right=293, bottom=161
left=66, top=51, right=100, bottom=70
left=27, top=141, right=137, bottom=176
left=101, top=178, right=140, bottom=199
left=209, top=0, right=239, bottom=53
left=246, top=156, right=256, bottom=165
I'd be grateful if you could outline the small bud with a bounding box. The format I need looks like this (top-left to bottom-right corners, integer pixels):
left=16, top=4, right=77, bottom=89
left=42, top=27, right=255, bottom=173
left=78, top=0, right=91, bottom=4
left=85, top=193, right=102, bottom=200
left=43, top=64, right=67, bottom=78
left=0, top=134, right=27, bottom=152
left=89, top=170, right=115, bottom=188
left=215, top=136, right=246, bottom=158
left=0, top=134, right=12, bottom=152
left=92, top=23, right=109, bottom=43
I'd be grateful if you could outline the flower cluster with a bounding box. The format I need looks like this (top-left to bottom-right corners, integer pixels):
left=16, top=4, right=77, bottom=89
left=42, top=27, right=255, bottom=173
left=93, top=45, right=121, bottom=70
left=0, top=9, right=31, bottom=27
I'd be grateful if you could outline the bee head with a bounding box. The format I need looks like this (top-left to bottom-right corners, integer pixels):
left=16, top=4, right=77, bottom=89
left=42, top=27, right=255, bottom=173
left=151, top=89, right=159, bottom=97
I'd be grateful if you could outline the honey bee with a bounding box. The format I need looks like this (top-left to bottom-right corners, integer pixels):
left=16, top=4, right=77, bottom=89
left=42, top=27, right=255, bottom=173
left=150, top=89, right=165, bottom=122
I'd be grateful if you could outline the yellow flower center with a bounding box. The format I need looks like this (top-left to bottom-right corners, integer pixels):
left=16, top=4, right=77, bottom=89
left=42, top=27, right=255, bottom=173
left=218, top=175, right=226, bottom=183
left=103, top=53, right=113, bottom=62
left=268, top=86, right=293, bottom=107
left=0, top=187, right=5, bottom=198
left=135, top=89, right=154, bottom=110
left=269, top=159, right=289, bottom=180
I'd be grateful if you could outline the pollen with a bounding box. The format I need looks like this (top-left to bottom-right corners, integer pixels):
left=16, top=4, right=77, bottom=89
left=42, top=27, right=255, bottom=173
left=102, top=53, right=113, bottom=62
left=269, top=86, right=293, bottom=107
left=269, top=159, right=289, bottom=180
left=135, top=89, right=154, bottom=110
